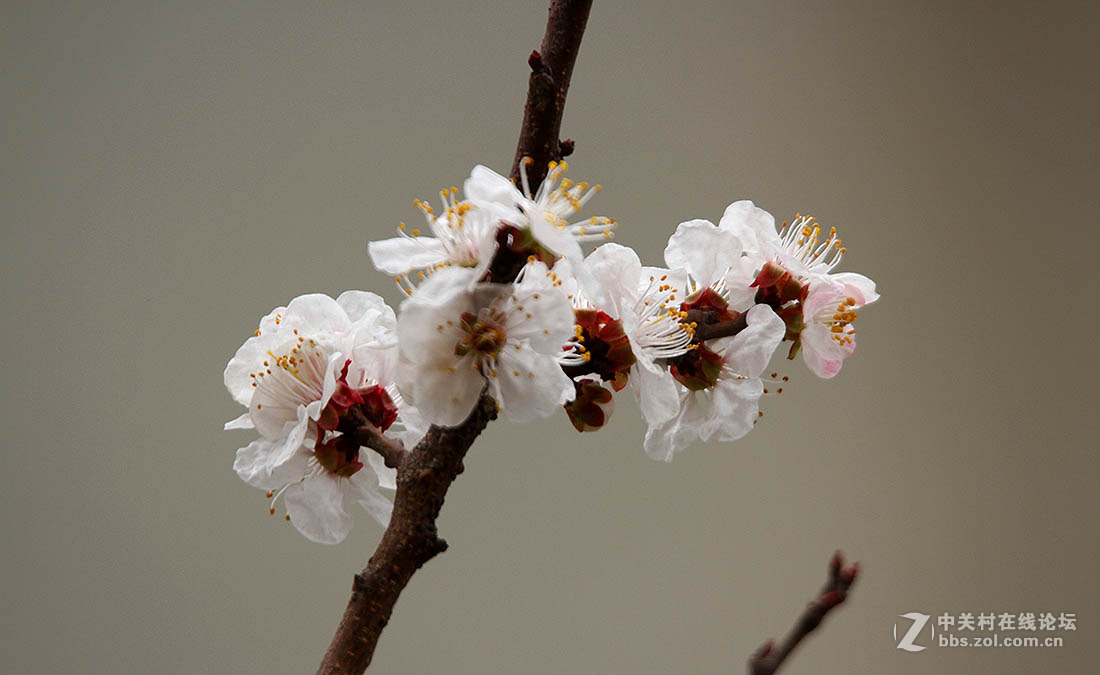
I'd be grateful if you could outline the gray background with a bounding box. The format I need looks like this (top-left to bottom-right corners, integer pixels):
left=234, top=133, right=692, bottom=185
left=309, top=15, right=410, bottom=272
left=3, top=1, right=1098, bottom=673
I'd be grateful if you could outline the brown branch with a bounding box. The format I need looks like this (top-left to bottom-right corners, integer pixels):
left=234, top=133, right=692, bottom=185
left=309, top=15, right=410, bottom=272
left=684, top=308, right=749, bottom=343
left=510, top=0, right=593, bottom=184
left=318, top=394, right=498, bottom=674
left=317, top=3, right=593, bottom=672
left=748, top=551, right=860, bottom=675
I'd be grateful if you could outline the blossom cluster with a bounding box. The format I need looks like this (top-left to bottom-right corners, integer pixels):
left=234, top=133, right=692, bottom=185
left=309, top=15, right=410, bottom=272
left=224, top=160, right=878, bottom=543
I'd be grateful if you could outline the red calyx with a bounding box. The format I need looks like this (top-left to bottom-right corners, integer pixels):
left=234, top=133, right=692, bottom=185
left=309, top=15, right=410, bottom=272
left=563, top=309, right=637, bottom=389
left=564, top=379, right=615, bottom=432
left=669, top=343, right=725, bottom=391
left=318, top=361, right=399, bottom=434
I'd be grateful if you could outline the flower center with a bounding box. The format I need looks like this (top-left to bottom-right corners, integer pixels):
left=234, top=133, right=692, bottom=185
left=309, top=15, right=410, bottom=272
left=457, top=311, right=507, bottom=360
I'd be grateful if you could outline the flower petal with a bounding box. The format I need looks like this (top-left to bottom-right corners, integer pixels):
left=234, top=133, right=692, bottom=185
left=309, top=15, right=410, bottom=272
left=495, top=344, right=575, bottom=423
left=583, top=243, right=642, bottom=320
left=632, top=360, right=681, bottom=427
left=664, top=219, right=743, bottom=289
left=284, top=474, right=352, bottom=545
left=367, top=236, right=448, bottom=275
left=464, top=164, right=521, bottom=206
left=396, top=267, right=477, bottom=365
left=348, top=464, right=394, bottom=527
left=718, top=200, right=780, bottom=252
left=714, top=304, right=784, bottom=378
left=830, top=272, right=879, bottom=306
left=397, top=354, right=485, bottom=427
left=702, top=377, right=763, bottom=442
left=224, top=412, right=254, bottom=430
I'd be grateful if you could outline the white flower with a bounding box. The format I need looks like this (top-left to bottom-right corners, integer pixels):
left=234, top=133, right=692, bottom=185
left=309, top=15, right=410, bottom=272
left=664, top=218, right=759, bottom=312
left=579, top=243, right=694, bottom=426
left=643, top=304, right=785, bottom=462
left=367, top=186, right=507, bottom=293
left=463, top=160, right=614, bottom=262
left=224, top=291, right=420, bottom=544
left=395, top=264, right=576, bottom=426
left=798, top=274, right=877, bottom=379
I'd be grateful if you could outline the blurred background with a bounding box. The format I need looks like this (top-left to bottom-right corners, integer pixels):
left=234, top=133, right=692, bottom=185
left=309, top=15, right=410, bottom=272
left=3, top=1, right=1097, bottom=672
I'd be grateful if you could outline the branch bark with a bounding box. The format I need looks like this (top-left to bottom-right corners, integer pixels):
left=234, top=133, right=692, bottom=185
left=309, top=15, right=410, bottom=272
left=317, top=3, right=593, bottom=672
left=748, top=551, right=860, bottom=675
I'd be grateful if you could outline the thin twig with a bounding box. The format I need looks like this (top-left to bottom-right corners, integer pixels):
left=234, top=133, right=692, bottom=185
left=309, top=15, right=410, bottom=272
left=349, top=425, right=405, bottom=470
left=748, top=551, right=861, bottom=675
left=510, top=0, right=593, bottom=184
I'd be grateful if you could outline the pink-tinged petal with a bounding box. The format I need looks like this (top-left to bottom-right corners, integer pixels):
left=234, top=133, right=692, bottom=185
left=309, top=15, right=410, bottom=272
left=830, top=272, right=879, bottom=305
left=800, top=324, right=849, bottom=379
left=284, top=474, right=352, bottom=545
left=367, top=236, right=448, bottom=275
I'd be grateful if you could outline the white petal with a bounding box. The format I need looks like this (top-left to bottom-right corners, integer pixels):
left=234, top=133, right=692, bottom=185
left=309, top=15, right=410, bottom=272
left=643, top=392, right=700, bottom=462
left=233, top=440, right=310, bottom=490
left=632, top=360, right=680, bottom=427
left=349, top=464, right=394, bottom=527
left=506, top=274, right=576, bottom=354
left=367, top=236, right=449, bottom=275
left=283, top=293, right=353, bottom=338
left=702, top=377, right=763, bottom=443
left=718, top=200, right=780, bottom=252
left=530, top=216, right=584, bottom=261
left=398, top=354, right=485, bottom=427
left=715, top=304, right=784, bottom=379
left=464, top=164, right=521, bottom=206
left=223, top=310, right=284, bottom=406
left=365, top=451, right=398, bottom=491
left=250, top=405, right=312, bottom=472
left=495, top=345, right=575, bottom=423
left=224, top=412, right=254, bottom=430
left=284, top=474, right=352, bottom=545
left=664, top=219, right=743, bottom=288
left=583, top=243, right=642, bottom=319
left=722, top=255, right=761, bottom=313
left=396, top=267, right=476, bottom=365
left=337, top=290, right=396, bottom=329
